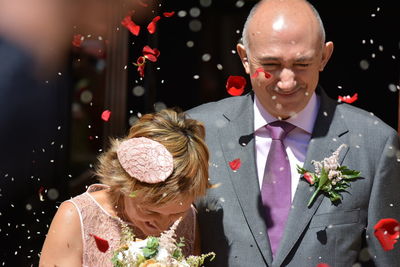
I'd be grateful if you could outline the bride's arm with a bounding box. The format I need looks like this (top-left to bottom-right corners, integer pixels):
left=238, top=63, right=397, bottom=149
left=39, top=201, right=83, bottom=267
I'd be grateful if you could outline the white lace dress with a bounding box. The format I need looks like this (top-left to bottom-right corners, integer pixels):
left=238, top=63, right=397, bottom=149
left=68, top=184, right=196, bottom=267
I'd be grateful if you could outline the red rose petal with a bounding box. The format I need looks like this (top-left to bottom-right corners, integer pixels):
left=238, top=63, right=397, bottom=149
left=251, top=67, right=262, bottom=78
left=101, top=110, right=111, bottom=122
left=374, top=218, right=400, bottom=251
left=251, top=67, right=272, bottom=79
left=90, top=234, right=109, bottom=253
left=72, top=34, right=84, bottom=47
left=143, top=46, right=160, bottom=57
left=142, top=46, right=160, bottom=62
left=163, top=11, right=175, bottom=17
left=138, top=0, right=149, bottom=7
left=147, top=16, right=161, bottom=34
left=137, top=65, right=145, bottom=77
left=226, top=75, right=246, bottom=96
left=316, top=264, right=330, bottom=267
left=121, top=15, right=141, bottom=36
left=136, top=56, right=146, bottom=65
left=264, top=71, right=272, bottom=79
left=134, top=56, right=146, bottom=77
left=338, top=93, right=358, bottom=104
left=144, top=54, right=157, bottom=62
left=229, top=158, right=241, bottom=171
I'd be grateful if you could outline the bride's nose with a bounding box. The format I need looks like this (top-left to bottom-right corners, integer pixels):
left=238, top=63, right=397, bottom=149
left=156, top=214, right=178, bottom=231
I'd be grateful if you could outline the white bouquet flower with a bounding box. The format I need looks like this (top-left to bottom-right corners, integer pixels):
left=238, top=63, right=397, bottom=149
left=112, top=219, right=215, bottom=267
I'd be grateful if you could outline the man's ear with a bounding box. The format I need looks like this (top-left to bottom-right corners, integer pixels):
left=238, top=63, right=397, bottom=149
left=237, top=43, right=250, bottom=74
left=319, top=41, right=334, bottom=71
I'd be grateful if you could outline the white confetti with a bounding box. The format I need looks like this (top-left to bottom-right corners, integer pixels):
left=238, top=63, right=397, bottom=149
left=235, top=0, right=245, bottom=8
left=186, top=40, right=194, bottom=48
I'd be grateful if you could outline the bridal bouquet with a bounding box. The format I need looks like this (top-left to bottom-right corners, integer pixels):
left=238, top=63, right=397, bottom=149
left=111, top=219, right=215, bottom=267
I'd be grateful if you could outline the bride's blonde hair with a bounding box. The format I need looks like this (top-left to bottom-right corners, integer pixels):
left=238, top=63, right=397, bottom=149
left=95, top=108, right=211, bottom=206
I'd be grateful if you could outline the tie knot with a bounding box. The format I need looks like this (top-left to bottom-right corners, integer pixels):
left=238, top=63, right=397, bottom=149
left=266, top=121, right=296, bottom=140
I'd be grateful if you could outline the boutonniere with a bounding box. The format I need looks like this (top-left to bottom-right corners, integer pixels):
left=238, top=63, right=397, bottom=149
left=297, top=144, right=361, bottom=207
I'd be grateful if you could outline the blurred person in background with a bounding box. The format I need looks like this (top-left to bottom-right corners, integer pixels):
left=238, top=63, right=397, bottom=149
left=0, top=0, right=145, bottom=264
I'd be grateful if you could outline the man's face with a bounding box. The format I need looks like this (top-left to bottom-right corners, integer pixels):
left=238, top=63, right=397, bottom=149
left=237, top=12, right=333, bottom=119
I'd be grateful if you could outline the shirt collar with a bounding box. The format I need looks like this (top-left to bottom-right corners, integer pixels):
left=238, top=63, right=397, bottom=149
left=253, top=92, right=320, bottom=134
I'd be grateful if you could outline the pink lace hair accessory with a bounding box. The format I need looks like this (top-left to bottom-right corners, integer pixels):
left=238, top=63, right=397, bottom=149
left=116, top=137, right=174, bottom=183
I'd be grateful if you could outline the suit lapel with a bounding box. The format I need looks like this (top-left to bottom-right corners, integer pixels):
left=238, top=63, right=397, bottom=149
left=273, top=88, right=350, bottom=266
left=218, top=94, right=274, bottom=266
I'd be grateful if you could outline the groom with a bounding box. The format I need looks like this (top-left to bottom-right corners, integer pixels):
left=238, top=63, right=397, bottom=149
left=188, top=0, right=400, bottom=266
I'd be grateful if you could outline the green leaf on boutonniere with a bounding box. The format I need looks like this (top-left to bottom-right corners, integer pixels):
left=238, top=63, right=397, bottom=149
left=296, top=166, right=308, bottom=174
left=307, top=168, right=329, bottom=207
left=340, top=167, right=361, bottom=179
left=328, top=191, right=341, bottom=202
left=318, top=168, right=329, bottom=189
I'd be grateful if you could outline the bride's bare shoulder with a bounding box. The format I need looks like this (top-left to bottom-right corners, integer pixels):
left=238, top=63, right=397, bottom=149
left=39, top=201, right=82, bottom=266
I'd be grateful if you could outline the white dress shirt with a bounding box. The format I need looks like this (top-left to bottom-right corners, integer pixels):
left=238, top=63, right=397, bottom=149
left=254, top=93, right=320, bottom=200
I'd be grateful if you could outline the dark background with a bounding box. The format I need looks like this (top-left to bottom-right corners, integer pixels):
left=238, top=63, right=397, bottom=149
left=0, top=0, right=398, bottom=266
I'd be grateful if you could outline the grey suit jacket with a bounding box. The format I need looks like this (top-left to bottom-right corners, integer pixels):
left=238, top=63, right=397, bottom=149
left=188, top=88, right=400, bottom=267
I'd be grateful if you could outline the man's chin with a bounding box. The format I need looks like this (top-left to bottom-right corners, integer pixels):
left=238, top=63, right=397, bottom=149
left=272, top=106, right=303, bottom=119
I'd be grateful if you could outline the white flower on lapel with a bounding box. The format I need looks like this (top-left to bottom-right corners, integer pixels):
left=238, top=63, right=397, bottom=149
left=297, top=144, right=362, bottom=207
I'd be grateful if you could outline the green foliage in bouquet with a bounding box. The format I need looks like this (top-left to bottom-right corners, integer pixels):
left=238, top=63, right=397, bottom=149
left=142, top=237, right=159, bottom=259
left=185, top=252, right=216, bottom=267
left=171, top=237, right=185, bottom=260
left=111, top=218, right=216, bottom=267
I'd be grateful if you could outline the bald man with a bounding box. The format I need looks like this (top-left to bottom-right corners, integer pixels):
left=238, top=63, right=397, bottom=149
left=188, top=0, right=400, bottom=266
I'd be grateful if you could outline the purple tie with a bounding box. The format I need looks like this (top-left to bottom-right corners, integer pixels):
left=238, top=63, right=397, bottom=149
left=261, top=121, right=295, bottom=256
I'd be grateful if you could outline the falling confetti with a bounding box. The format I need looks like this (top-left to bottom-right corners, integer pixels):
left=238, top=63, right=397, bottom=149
left=251, top=67, right=272, bottom=79
left=373, top=218, right=400, bottom=251
left=316, top=264, right=330, bottom=267
left=142, top=46, right=160, bottom=62
left=147, top=16, right=161, bottom=34
left=72, top=34, right=84, bottom=47
left=134, top=56, right=146, bottom=77
left=121, top=15, right=140, bottom=36
left=138, top=0, right=149, bottom=8
left=163, top=11, right=175, bottom=17
left=226, top=75, right=246, bottom=96
left=90, top=234, right=110, bottom=253
left=38, top=186, right=45, bottom=201
left=101, top=110, right=112, bottom=122
left=338, top=93, right=358, bottom=104
left=229, top=158, right=241, bottom=171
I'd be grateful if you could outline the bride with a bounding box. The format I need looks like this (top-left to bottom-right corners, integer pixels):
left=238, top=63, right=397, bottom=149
left=39, top=108, right=211, bottom=267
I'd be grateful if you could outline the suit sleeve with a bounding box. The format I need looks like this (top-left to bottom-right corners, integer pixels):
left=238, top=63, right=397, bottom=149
left=366, top=131, right=400, bottom=265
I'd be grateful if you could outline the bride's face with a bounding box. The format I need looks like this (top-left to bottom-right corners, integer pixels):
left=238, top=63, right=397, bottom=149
left=123, top=195, right=194, bottom=236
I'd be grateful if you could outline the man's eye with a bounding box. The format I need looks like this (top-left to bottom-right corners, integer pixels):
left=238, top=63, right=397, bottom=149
left=296, top=63, right=310, bottom=67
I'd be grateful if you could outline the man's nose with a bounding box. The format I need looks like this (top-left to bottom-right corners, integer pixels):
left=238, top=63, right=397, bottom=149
left=277, top=68, right=296, bottom=91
